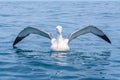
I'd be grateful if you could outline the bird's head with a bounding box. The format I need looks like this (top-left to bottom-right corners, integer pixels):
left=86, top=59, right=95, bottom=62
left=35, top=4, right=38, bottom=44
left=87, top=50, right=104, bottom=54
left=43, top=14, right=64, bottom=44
left=56, top=25, right=62, bottom=34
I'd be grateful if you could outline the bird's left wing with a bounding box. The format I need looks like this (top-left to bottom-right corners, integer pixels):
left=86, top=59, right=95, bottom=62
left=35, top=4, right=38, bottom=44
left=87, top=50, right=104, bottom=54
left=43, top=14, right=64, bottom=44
left=67, top=25, right=111, bottom=44
left=13, top=27, right=53, bottom=46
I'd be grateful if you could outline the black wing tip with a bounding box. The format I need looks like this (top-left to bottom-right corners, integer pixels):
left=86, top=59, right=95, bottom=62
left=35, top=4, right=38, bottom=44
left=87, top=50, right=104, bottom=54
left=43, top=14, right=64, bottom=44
left=13, top=37, right=25, bottom=47
left=101, top=35, right=111, bottom=44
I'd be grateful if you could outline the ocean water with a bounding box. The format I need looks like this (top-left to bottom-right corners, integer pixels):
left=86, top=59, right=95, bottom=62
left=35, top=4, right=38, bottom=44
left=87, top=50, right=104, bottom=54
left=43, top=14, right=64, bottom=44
left=0, top=1, right=120, bottom=80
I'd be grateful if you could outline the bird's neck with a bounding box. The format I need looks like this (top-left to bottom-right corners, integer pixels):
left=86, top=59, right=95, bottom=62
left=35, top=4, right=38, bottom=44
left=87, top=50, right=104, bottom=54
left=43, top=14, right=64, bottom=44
left=57, top=33, right=63, bottom=41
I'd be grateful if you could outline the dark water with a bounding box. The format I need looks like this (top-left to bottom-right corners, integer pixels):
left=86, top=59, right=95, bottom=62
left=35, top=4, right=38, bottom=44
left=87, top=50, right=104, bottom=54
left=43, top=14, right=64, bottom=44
left=0, top=1, right=120, bottom=80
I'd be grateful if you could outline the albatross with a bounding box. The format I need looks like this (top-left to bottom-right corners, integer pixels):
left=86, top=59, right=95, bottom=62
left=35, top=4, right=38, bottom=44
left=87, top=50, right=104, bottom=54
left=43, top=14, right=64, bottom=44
left=13, top=25, right=111, bottom=51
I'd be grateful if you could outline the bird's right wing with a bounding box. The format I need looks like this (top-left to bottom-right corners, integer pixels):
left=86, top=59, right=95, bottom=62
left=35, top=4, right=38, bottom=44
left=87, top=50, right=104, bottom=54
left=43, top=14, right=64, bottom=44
left=67, top=25, right=111, bottom=44
left=13, top=27, right=53, bottom=46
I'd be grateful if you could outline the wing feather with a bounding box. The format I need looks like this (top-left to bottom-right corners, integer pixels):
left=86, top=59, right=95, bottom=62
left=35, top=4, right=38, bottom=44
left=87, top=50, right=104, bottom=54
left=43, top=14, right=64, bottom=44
left=68, top=25, right=111, bottom=44
left=13, top=27, right=53, bottom=46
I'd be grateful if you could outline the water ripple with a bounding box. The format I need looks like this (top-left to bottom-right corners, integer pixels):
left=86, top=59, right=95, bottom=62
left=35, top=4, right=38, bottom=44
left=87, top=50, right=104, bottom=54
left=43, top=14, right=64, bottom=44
left=0, top=1, right=119, bottom=80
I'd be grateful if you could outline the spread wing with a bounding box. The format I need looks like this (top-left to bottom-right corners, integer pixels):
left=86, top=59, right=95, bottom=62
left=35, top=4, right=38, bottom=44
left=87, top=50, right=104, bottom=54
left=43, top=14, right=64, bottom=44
left=13, top=27, right=53, bottom=46
left=68, top=25, right=111, bottom=44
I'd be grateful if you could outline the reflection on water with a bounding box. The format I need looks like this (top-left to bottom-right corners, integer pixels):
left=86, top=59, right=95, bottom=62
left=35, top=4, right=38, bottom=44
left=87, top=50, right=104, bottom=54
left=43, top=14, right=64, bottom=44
left=14, top=46, right=111, bottom=67
left=51, top=51, right=69, bottom=66
left=14, top=47, right=111, bottom=79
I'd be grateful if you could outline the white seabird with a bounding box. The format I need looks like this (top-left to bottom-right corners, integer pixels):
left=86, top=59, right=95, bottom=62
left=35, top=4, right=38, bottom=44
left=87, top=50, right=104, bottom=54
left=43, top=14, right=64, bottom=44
left=13, top=25, right=111, bottom=51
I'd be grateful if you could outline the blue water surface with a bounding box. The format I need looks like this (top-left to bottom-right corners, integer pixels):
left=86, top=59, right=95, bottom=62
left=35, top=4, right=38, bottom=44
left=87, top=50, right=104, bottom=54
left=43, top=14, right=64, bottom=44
left=0, top=1, right=120, bottom=80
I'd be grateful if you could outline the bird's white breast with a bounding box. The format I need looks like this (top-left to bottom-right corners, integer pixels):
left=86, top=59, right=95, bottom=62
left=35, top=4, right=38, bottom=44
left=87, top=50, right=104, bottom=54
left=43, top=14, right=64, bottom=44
left=51, top=38, right=69, bottom=51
